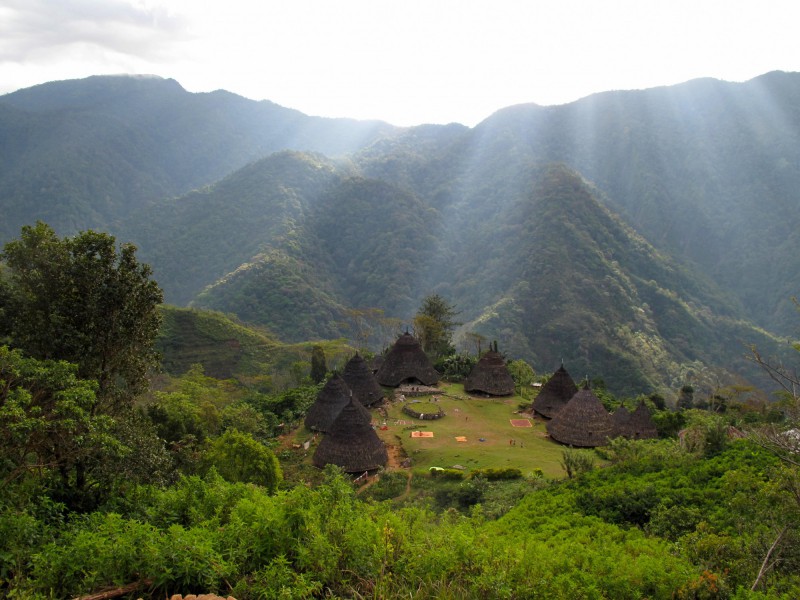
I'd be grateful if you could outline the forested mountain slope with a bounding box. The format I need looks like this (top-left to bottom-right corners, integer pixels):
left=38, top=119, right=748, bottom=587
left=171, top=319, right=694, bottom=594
left=2, top=72, right=798, bottom=396
left=0, top=75, right=397, bottom=241
left=471, top=71, right=800, bottom=333
left=154, top=153, right=780, bottom=395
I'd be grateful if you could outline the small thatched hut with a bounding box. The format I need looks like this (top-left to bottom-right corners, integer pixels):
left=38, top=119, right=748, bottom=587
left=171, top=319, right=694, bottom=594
left=376, top=332, right=440, bottom=387
left=464, top=348, right=515, bottom=396
left=304, top=374, right=368, bottom=433
left=531, top=364, right=579, bottom=419
left=617, top=402, right=658, bottom=440
left=312, top=397, right=388, bottom=472
left=342, top=353, right=385, bottom=407
left=546, top=385, right=614, bottom=447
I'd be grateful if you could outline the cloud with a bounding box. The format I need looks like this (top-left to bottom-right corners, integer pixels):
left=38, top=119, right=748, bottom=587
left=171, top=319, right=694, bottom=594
left=0, top=0, right=189, bottom=64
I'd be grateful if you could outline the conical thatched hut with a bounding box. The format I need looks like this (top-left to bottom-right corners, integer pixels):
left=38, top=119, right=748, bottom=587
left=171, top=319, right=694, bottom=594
left=313, top=397, right=388, bottom=472
left=546, top=386, right=614, bottom=447
left=304, top=374, right=368, bottom=433
left=464, top=349, right=515, bottom=396
left=342, top=353, right=385, bottom=407
left=532, top=365, right=579, bottom=419
left=617, top=402, right=658, bottom=440
left=610, top=405, right=632, bottom=437
left=376, top=332, right=440, bottom=387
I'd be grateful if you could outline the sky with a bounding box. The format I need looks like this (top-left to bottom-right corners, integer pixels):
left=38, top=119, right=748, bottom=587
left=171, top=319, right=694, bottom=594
left=0, top=0, right=798, bottom=127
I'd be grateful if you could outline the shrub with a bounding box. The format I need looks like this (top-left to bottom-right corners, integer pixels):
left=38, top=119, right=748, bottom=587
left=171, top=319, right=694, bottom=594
left=469, top=467, right=523, bottom=481
left=429, top=468, right=465, bottom=480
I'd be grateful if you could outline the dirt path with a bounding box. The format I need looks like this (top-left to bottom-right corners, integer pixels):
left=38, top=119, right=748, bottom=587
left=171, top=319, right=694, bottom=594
left=356, top=443, right=413, bottom=497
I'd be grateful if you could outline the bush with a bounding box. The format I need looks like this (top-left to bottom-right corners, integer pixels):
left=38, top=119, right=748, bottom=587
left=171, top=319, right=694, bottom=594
left=469, top=467, right=523, bottom=481
left=363, top=472, right=409, bottom=501
left=560, top=448, right=595, bottom=478
left=429, top=468, right=465, bottom=480
left=201, top=429, right=282, bottom=492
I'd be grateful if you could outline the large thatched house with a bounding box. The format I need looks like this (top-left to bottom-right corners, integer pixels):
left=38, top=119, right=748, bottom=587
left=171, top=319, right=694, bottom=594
left=546, top=385, right=614, bottom=447
left=532, top=364, right=579, bottom=419
left=615, top=402, right=658, bottom=440
left=312, top=397, right=388, bottom=472
left=375, top=332, right=440, bottom=387
left=342, top=353, right=385, bottom=407
left=304, top=374, right=369, bottom=433
left=464, top=348, right=515, bottom=396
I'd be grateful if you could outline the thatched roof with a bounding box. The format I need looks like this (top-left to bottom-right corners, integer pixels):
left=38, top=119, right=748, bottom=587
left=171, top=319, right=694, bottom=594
left=532, top=365, right=579, bottom=418
left=304, top=374, right=367, bottom=433
left=464, top=350, right=515, bottom=396
left=610, top=405, right=632, bottom=437
left=368, top=355, right=384, bottom=374
left=375, top=332, right=440, bottom=387
left=616, top=402, right=658, bottom=440
left=546, top=386, right=614, bottom=447
left=313, top=397, right=388, bottom=472
left=342, top=353, right=385, bottom=407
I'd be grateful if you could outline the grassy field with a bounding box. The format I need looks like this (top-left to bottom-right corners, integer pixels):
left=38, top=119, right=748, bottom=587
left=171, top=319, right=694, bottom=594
left=374, top=383, right=567, bottom=478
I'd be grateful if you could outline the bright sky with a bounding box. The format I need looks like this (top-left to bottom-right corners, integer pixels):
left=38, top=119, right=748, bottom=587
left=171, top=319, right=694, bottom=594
left=0, top=0, right=798, bottom=126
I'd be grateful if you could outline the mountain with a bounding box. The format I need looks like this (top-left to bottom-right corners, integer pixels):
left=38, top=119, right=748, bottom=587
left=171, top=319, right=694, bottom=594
left=177, top=158, right=779, bottom=396
left=2, top=72, right=799, bottom=397
left=469, top=71, right=800, bottom=334
left=0, top=75, right=398, bottom=241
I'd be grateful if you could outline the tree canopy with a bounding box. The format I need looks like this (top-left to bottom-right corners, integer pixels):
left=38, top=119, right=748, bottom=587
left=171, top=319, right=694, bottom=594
left=1, top=222, right=163, bottom=412
left=413, top=294, right=460, bottom=358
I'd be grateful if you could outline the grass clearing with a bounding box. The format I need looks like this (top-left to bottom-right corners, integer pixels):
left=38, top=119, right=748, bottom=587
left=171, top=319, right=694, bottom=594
left=375, top=383, right=567, bottom=478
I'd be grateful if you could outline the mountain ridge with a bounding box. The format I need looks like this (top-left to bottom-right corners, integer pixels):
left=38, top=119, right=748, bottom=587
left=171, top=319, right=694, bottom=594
left=2, top=72, right=799, bottom=397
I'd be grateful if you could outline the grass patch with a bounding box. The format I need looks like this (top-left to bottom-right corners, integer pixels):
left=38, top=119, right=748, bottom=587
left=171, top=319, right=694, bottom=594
left=376, top=383, right=567, bottom=478
left=405, top=401, right=441, bottom=414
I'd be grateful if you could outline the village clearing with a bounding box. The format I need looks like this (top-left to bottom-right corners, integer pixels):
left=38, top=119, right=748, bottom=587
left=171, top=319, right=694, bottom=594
left=374, top=383, right=565, bottom=477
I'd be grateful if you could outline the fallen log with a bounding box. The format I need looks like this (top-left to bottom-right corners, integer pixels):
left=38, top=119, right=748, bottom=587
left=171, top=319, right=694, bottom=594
left=72, top=579, right=151, bottom=600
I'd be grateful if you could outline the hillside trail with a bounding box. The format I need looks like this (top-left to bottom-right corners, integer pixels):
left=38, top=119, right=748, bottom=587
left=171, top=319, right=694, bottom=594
left=356, top=443, right=413, bottom=497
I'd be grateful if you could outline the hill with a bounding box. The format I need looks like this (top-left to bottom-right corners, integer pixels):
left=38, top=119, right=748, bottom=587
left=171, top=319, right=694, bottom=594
left=0, top=75, right=397, bottom=241
left=163, top=158, right=785, bottom=396
left=3, top=72, right=800, bottom=397
left=471, top=71, right=800, bottom=334
left=156, top=305, right=353, bottom=390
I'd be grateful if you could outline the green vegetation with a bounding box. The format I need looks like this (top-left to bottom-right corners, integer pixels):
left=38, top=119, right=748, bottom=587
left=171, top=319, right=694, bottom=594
left=414, top=293, right=460, bottom=358
left=1, top=222, right=163, bottom=408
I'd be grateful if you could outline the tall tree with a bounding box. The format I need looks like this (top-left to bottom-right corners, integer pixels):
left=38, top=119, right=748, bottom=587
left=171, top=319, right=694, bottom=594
left=1, top=222, right=163, bottom=413
left=310, top=345, right=328, bottom=384
left=413, top=294, right=460, bottom=358
left=0, top=346, right=112, bottom=491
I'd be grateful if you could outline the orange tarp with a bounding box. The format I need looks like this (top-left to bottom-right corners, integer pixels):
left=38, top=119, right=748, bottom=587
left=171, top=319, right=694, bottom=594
left=455, top=436, right=468, bottom=442
left=411, top=431, right=434, bottom=438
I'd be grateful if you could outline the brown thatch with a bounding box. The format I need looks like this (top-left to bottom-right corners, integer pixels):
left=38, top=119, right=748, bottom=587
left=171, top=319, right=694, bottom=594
left=610, top=405, right=632, bottom=437
left=375, top=332, right=440, bottom=387
left=617, top=402, right=658, bottom=440
left=342, top=353, right=385, bottom=407
left=313, top=397, right=388, bottom=472
left=464, top=350, right=515, bottom=396
left=304, top=374, right=367, bottom=433
left=532, top=365, right=579, bottom=418
left=368, top=355, right=384, bottom=374
left=546, top=386, right=614, bottom=447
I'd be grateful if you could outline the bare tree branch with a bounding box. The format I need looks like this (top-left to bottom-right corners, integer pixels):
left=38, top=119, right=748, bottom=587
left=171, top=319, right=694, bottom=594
left=752, top=526, right=789, bottom=591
